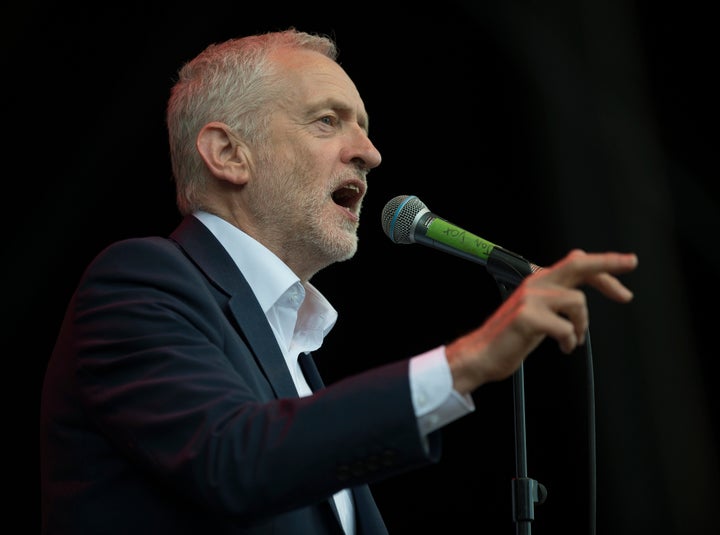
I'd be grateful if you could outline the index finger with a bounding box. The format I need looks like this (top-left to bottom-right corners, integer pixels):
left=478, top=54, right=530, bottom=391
left=542, top=249, right=639, bottom=301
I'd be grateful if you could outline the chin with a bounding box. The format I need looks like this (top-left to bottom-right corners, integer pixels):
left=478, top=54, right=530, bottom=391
left=335, top=248, right=358, bottom=263
left=329, top=234, right=358, bottom=263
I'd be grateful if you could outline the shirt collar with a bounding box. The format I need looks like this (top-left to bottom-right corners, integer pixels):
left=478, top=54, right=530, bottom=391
left=192, top=211, right=337, bottom=337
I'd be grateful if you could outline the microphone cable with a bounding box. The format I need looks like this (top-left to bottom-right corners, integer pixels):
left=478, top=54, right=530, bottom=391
left=584, top=328, right=597, bottom=535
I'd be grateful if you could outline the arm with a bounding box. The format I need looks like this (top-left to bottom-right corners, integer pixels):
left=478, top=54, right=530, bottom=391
left=67, top=237, right=435, bottom=519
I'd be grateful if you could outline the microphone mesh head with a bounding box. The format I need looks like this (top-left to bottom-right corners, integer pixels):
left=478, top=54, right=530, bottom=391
left=381, top=195, right=427, bottom=244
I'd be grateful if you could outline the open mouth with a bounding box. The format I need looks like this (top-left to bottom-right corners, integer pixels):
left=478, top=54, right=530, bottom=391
left=331, top=180, right=366, bottom=212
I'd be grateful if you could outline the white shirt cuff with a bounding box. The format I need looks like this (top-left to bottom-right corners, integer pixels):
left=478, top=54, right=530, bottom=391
left=409, top=345, right=475, bottom=436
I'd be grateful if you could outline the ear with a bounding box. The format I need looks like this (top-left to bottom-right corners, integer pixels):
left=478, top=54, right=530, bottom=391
left=196, top=121, right=251, bottom=185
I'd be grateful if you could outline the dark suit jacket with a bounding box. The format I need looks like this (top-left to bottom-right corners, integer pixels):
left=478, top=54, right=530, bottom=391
left=41, top=215, right=441, bottom=534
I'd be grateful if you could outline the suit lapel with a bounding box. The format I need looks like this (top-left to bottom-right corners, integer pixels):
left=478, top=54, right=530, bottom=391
left=169, top=215, right=298, bottom=399
left=298, top=352, right=325, bottom=392
left=352, top=486, right=388, bottom=534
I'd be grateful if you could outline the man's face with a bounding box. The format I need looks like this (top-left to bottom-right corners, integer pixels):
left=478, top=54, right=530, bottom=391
left=246, top=48, right=382, bottom=277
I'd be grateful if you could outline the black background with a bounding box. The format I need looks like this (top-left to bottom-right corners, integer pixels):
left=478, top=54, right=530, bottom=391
left=9, top=1, right=717, bottom=533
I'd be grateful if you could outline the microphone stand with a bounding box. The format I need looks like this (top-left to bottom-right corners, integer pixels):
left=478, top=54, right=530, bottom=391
left=495, top=282, right=547, bottom=535
left=489, top=253, right=547, bottom=535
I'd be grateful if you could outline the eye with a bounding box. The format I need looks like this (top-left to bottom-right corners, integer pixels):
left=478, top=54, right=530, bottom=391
left=318, top=115, right=338, bottom=127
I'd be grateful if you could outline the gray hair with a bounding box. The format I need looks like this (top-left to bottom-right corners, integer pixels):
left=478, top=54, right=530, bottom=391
left=166, top=28, right=339, bottom=215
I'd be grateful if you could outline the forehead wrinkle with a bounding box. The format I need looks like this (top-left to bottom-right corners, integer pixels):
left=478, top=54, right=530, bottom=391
left=271, top=48, right=370, bottom=132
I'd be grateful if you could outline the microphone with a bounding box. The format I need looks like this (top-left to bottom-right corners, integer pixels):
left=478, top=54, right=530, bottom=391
left=381, top=194, right=542, bottom=287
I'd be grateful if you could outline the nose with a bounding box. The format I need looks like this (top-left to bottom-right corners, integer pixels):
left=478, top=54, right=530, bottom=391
left=343, top=126, right=382, bottom=170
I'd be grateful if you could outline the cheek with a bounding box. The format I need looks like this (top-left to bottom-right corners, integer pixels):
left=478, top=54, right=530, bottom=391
left=263, top=136, right=336, bottom=195
left=293, top=144, right=333, bottom=185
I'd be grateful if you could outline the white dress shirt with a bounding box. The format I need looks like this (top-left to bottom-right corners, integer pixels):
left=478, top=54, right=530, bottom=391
left=194, top=211, right=475, bottom=535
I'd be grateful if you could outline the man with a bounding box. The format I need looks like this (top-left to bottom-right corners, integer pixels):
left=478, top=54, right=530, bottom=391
left=40, top=28, right=638, bottom=534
